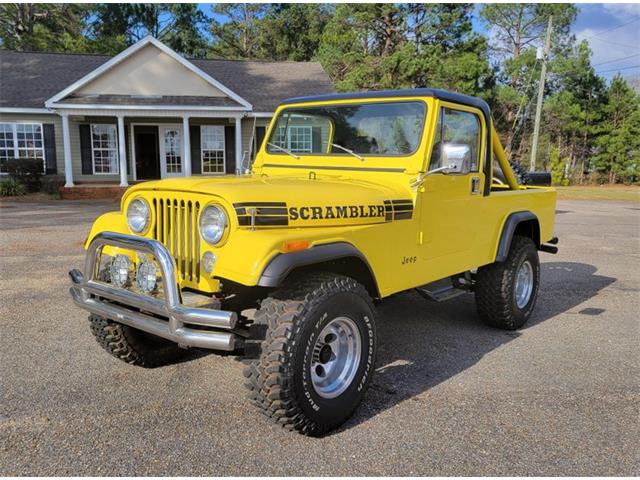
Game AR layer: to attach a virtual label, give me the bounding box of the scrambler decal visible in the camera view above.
[234,199,414,226]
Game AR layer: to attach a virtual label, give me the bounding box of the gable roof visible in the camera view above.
[45,36,252,109]
[0,44,333,112]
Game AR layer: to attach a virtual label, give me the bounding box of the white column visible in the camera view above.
[117,115,128,187]
[235,116,242,174]
[183,116,192,177]
[61,113,74,187]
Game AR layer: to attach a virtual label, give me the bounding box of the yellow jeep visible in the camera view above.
[69,88,558,435]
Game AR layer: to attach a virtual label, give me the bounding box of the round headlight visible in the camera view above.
[127,198,150,234]
[199,205,227,245]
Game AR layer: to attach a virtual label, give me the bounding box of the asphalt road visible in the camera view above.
[1,198,638,475]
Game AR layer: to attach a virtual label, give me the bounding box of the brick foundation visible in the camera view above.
[60,184,127,200]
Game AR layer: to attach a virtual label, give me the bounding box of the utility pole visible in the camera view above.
[530,15,553,171]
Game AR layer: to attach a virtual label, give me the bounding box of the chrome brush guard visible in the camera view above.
[69,231,239,351]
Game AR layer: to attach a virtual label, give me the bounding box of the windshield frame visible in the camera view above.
[264,99,428,159]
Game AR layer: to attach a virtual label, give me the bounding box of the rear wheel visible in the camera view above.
[243,274,377,436]
[475,235,540,330]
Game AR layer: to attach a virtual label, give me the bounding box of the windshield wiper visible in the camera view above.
[331,143,364,161]
[267,142,299,159]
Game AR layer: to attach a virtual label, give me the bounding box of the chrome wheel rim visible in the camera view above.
[310,316,362,399]
[515,260,534,309]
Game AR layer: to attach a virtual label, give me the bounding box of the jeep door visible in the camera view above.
[417,102,487,281]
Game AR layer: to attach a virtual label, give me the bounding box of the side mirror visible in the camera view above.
[441,143,471,175]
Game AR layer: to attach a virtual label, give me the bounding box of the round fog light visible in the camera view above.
[109,254,132,288]
[136,260,158,293]
[202,251,216,273]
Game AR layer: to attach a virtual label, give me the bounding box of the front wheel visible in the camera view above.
[243,274,377,436]
[475,235,540,330]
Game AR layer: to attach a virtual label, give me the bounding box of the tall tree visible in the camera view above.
[209,3,267,59]
[593,75,640,184]
[544,40,606,180]
[257,4,331,61]
[88,4,208,56]
[318,3,491,95]
[480,4,578,156]
[0,3,89,52]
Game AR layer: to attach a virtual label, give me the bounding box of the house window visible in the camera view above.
[201,125,225,174]
[0,123,45,173]
[288,126,312,153]
[91,124,119,174]
[164,128,182,174]
[276,125,313,153]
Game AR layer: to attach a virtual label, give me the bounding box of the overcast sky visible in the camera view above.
[200,3,640,82]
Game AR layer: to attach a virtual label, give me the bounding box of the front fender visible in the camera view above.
[257,241,377,290]
[85,211,128,250]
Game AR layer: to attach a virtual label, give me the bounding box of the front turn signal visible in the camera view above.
[283,240,310,253]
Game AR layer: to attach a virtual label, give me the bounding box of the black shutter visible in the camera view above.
[190,125,201,174]
[43,124,57,174]
[79,124,92,175]
[312,127,322,153]
[224,125,236,174]
[255,126,266,154]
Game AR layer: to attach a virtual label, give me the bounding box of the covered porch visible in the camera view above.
[56,107,262,188]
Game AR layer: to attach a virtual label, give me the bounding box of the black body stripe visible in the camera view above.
[383,198,414,221]
[237,216,289,226]
[393,211,413,220]
[235,207,288,216]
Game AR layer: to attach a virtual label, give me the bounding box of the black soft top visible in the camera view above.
[281,88,490,121]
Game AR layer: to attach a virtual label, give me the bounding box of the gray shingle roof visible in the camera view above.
[0,50,334,111]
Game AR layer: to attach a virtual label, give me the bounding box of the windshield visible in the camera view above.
[266,101,426,157]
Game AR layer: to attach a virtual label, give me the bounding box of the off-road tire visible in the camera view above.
[243,274,377,436]
[509,160,528,184]
[88,265,187,367]
[88,315,188,368]
[475,235,540,330]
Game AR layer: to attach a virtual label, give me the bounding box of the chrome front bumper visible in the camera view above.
[69,231,239,351]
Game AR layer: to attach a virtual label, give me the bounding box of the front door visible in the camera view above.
[159,125,184,178]
[418,103,487,279]
[134,126,160,180]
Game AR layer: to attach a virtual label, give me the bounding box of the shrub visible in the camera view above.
[6,158,43,191]
[0,178,27,196]
[40,175,65,195]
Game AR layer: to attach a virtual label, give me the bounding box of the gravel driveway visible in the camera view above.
[1,198,638,475]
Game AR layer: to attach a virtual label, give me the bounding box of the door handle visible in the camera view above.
[471,176,480,194]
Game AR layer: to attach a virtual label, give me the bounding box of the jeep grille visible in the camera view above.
[151,197,201,283]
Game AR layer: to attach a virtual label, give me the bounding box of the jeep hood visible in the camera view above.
[125,175,415,227]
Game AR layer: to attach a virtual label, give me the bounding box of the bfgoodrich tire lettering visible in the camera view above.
[243,274,377,436]
[475,235,540,330]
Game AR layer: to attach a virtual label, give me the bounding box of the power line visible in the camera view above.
[586,36,640,51]
[595,64,640,74]
[593,53,640,67]
[582,16,640,38]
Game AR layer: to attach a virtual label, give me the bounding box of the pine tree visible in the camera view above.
[594,75,640,184]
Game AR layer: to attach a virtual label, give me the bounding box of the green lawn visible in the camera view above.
[555,185,640,202]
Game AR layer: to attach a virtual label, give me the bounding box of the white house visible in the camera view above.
[0,36,333,189]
